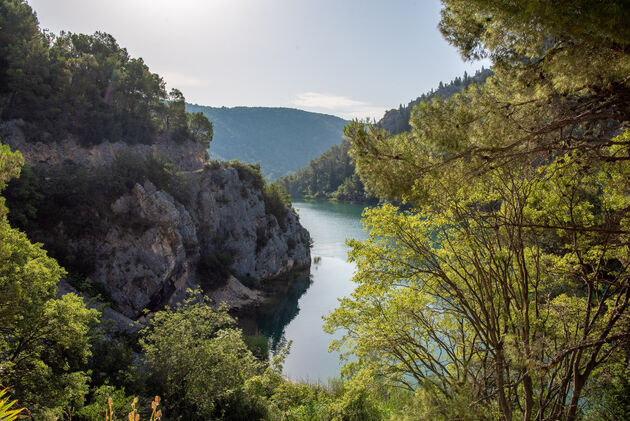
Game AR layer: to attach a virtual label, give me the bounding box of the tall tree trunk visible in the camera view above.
[523,374,534,421]
[496,350,513,421]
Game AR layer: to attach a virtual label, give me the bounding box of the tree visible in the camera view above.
[333,2,630,420]
[0,0,51,121]
[3,165,42,231]
[0,144,22,219]
[166,88,188,141]
[326,146,630,420]
[139,290,265,420]
[0,143,100,419]
[187,111,213,148]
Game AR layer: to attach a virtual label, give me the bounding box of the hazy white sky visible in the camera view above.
[28,0,486,120]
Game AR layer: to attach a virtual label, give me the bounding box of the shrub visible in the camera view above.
[67,274,114,304]
[230,160,265,190]
[139,290,264,420]
[243,335,270,360]
[263,183,291,229]
[79,386,133,421]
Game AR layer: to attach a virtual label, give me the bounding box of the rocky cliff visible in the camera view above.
[2,120,311,318]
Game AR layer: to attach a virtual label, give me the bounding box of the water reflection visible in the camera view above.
[239,200,369,380]
[254,272,313,352]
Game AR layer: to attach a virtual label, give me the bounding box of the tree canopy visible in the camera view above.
[347,1,629,200]
[0,144,99,419]
[0,0,212,147]
[329,1,630,420]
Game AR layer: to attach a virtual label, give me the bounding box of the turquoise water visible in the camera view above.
[256,200,369,381]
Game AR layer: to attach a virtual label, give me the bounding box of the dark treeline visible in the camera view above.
[377,67,492,135]
[277,69,491,203]
[0,1,212,146]
[277,139,376,203]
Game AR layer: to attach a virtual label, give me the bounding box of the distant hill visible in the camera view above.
[278,68,493,202]
[277,139,377,204]
[185,105,349,180]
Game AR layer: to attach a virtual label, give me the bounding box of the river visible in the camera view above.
[253,200,369,381]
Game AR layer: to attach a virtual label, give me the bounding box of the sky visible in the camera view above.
[28,0,487,120]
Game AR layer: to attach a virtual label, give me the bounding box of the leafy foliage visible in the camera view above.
[327,148,630,419]
[263,183,292,229]
[0,143,100,419]
[139,290,265,419]
[336,1,630,420]
[0,388,25,421]
[0,144,22,219]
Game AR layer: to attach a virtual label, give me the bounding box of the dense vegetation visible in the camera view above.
[2,0,629,420]
[185,105,348,180]
[328,1,630,420]
[277,70,491,203]
[277,139,376,203]
[0,0,212,146]
[377,67,492,135]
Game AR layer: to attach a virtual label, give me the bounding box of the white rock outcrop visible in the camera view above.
[2,121,311,317]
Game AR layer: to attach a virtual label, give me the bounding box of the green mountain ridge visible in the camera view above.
[186,104,349,180]
[278,68,493,202]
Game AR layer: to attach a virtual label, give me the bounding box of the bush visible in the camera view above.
[87,333,140,393]
[67,274,114,304]
[139,290,264,420]
[230,160,265,190]
[263,183,291,229]
[78,385,134,421]
[243,335,270,360]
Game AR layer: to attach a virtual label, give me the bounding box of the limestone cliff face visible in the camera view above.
[1,119,207,171]
[2,120,311,317]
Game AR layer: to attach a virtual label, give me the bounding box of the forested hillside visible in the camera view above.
[185,104,348,179]
[278,70,491,202]
[377,67,492,135]
[277,139,376,203]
